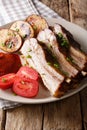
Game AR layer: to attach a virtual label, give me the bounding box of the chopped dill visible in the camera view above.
[2,43,5,47]
[57,33,69,49]
[2,78,6,83]
[53,63,60,68]
[26,55,32,58]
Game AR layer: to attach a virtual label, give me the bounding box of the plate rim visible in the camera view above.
[0,17,87,104]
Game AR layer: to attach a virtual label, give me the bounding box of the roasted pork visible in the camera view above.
[21,38,66,96]
[53,24,87,72]
[37,29,79,78]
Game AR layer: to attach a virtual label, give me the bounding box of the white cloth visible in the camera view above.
[0,0,60,26]
[0,0,60,109]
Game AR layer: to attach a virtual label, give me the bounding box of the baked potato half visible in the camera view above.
[0,29,22,53]
[26,14,48,36]
[10,21,34,39]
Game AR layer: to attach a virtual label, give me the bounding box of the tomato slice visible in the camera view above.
[13,78,39,98]
[16,66,39,80]
[0,73,15,89]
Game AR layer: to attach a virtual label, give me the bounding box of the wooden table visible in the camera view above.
[0,0,87,130]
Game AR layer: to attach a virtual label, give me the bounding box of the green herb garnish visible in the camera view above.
[62,71,69,77]
[33,25,37,30]
[42,73,45,75]
[13,92,17,96]
[30,66,34,69]
[47,62,51,65]
[57,33,63,39]
[7,42,13,48]
[57,33,69,49]
[28,48,32,52]
[24,63,27,66]
[14,33,16,36]
[16,28,19,32]
[7,32,11,35]
[2,43,5,47]
[66,56,74,63]
[2,78,6,83]
[48,44,52,49]
[17,51,22,55]
[53,63,59,68]
[22,34,27,39]
[26,55,32,58]
[61,39,69,48]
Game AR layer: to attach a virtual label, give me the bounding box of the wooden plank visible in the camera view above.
[0,109,6,130]
[69,0,87,29]
[43,94,82,130]
[5,105,43,130]
[69,0,87,129]
[40,0,70,20]
[80,89,87,130]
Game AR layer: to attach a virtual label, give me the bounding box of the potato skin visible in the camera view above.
[10,20,34,39]
[26,14,48,36]
[0,29,22,53]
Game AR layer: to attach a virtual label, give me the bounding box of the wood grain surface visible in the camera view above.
[5,105,43,130]
[69,0,87,29]
[43,95,82,130]
[80,89,87,130]
[0,0,87,130]
[0,110,6,130]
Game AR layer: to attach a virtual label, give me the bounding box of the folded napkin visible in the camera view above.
[0,0,60,109]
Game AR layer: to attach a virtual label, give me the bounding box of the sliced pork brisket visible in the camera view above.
[21,38,66,97]
[37,29,79,78]
[53,24,87,72]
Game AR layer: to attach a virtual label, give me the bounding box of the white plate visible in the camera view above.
[0,17,87,104]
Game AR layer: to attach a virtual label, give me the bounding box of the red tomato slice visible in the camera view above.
[13,78,39,98]
[0,73,16,89]
[16,66,39,80]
